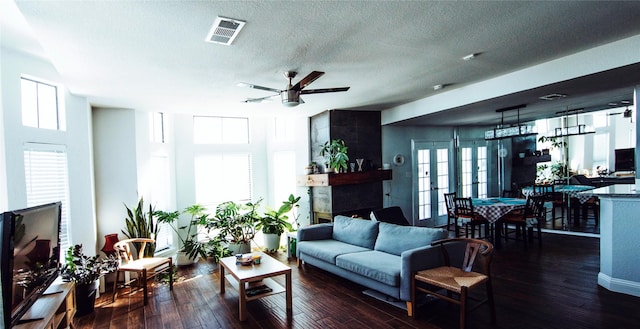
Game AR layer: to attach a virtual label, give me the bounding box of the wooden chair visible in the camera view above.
[411,238,496,329]
[501,195,545,247]
[454,197,489,240]
[444,192,457,231]
[112,238,173,305]
[534,184,563,228]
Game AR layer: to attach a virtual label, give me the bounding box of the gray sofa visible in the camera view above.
[296,215,448,314]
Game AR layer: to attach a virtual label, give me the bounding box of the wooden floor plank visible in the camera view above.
[74,233,640,329]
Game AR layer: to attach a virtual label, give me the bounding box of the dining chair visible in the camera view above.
[411,238,496,329]
[454,197,489,239]
[444,192,457,231]
[112,238,173,305]
[534,184,564,228]
[501,195,545,247]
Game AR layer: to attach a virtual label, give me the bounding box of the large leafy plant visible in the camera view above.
[257,194,300,235]
[155,204,210,260]
[122,197,160,257]
[208,199,261,244]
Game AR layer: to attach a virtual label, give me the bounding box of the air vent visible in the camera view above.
[205,16,246,45]
[539,93,567,101]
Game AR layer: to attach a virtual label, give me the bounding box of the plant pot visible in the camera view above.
[75,281,98,316]
[176,250,199,266]
[263,233,281,252]
[227,241,251,255]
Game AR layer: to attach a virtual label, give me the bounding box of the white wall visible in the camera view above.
[0,47,97,252]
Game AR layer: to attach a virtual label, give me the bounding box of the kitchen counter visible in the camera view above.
[586,184,640,297]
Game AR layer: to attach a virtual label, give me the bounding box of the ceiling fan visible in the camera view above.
[238,71,350,107]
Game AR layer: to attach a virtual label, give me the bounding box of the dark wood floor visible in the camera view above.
[74,232,640,329]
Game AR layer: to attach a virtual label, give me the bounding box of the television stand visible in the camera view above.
[15,280,76,329]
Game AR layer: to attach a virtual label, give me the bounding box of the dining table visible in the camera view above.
[521,184,596,227]
[471,197,529,248]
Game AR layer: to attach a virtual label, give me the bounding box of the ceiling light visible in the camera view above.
[462,53,477,61]
[539,93,567,101]
[433,84,443,90]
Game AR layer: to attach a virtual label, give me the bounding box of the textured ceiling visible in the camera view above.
[2,1,640,125]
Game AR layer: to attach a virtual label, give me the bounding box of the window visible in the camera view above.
[274,117,294,142]
[148,155,172,251]
[272,151,296,203]
[477,146,488,198]
[21,77,65,130]
[193,116,249,144]
[23,144,71,254]
[151,112,166,143]
[194,154,252,209]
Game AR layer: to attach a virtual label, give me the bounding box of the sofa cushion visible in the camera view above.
[297,239,371,264]
[336,250,401,286]
[332,215,379,249]
[374,222,448,256]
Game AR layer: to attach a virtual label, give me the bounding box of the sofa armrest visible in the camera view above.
[399,245,445,301]
[297,223,334,241]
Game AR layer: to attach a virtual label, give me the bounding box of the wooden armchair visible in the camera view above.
[112,238,173,305]
[411,238,496,329]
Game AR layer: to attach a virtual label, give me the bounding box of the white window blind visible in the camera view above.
[194,154,252,210]
[23,144,71,254]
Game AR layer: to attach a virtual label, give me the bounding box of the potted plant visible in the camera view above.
[257,194,300,252]
[155,204,209,266]
[61,244,118,316]
[207,199,262,254]
[122,197,160,257]
[205,236,232,265]
[320,139,349,173]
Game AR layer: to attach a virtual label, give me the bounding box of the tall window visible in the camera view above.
[477,146,488,198]
[194,154,252,209]
[436,148,449,216]
[148,155,172,251]
[272,151,296,203]
[21,77,65,130]
[461,147,473,197]
[151,112,166,143]
[417,149,431,220]
[193,116,249,144]
[23,144,71,254]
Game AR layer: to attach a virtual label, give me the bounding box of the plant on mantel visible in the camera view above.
[320,139,349,173]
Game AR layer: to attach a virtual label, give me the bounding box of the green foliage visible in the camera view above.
[319,139,349,171]
[257,194,300,235]
[208,199,262,244]
[61,245,118,285]
[205,236,232,263]
[155,204,210,260]
[122,197,160,257]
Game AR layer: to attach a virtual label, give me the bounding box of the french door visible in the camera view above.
[459,141,488,198]
[412,140,454,227]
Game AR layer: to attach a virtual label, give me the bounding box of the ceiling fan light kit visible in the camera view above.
[239,71,349,107]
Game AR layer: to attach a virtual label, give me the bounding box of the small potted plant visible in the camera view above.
[320,139,349,173]
[61,244,118,316]
[155,204,210,266]
[205,236,232,265]
[257,194,300,252]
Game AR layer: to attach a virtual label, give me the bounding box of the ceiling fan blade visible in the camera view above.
[292,71,325,91]
[237,82,282,93]
[300,87,350,94]
[242,94,279,103]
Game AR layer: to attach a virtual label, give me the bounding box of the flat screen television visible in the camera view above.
[1,202,62,328]
[614,148,635,172]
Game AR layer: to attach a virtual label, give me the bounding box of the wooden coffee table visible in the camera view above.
[219,252,292,321]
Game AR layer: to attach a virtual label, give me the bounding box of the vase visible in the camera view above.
[227,241,251,255]
[176,250,198,266]
[263,233,281,252]
[75,281,98,316]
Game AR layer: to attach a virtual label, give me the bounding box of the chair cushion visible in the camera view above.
[118,257,171,271]
[374,222,448,256]
[336,250,401,286]
[332,215,379,249]
[415,266,488,293]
